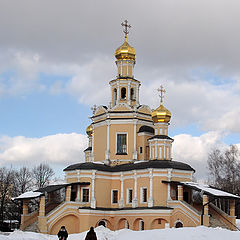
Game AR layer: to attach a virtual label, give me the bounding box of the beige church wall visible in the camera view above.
[94,125,107,161]
[66,177,78,183]
[95,178,112,207]
[153,178,168,206]
[171,177,191,182]
[137,175,149,206]
[136,133,151,161]
[170,208,199,227]
[49,213,80,235]
[109,124,134,160]
[150,218,168,229]
[123,177,134,206]
[110,179,121,208]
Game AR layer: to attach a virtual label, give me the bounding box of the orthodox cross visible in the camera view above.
[91,104,97,114]
[121,20,131,39]
[157,85,166,105]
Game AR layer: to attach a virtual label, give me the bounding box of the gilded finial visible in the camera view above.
[157,85,166,105]
[121,20,131,41]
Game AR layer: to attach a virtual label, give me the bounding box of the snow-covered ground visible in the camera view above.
[1,226,240,240]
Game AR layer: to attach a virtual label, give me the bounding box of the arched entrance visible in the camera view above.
[50,214,79,234]
[151,218,168,229]
[133,218,144,231]
[98,220,106,227]
[118,218,129,229]
[175,221,183,228]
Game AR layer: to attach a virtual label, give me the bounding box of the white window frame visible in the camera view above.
[126,188,133,204]
[140,187,147,203]
[111,189,119,204]
[81,187,90,203]
[115,132,128,155]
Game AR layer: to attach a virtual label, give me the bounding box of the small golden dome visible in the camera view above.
[115,37,136,61]
[86,124,93,137]
[152,103,171,123]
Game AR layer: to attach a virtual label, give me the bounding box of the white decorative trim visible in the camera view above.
[132,171,138,208]
[91,170,96,208]
[148,169,153,207]
[119,172,124,208]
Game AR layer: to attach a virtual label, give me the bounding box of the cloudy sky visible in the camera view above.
[0,0,239,180]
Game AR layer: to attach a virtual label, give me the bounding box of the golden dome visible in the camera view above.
[115,37,136,61]
[152,103,171,123]
[86,124,93,137]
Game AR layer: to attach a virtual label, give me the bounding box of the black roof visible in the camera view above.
[64,160,195,172]
[79,206,173,211]
[149,135,174,141]
[36,184,68,193]
[138,125,154,134]
[84,147,92,152]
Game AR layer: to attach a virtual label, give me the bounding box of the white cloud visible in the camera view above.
[0,133,88,167]
[172,131,226,180]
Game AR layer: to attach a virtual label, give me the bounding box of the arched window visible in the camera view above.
[130,88,135,100]
[113,88,117,105]
[121,87,126,99]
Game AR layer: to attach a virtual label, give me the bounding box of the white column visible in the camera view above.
[91,125,94,162]
[167,169,172,201]
[127,82,130,105]
[76,185,81,202]
[132,171,138,208]
[133,120,137,160]
[105,120,110,162]
[155,143,157,159]
[163,144,165,159]
[148,169,153,207]
[91,170,96,208]
[136,85,140,105]
[117,82,120,104]
[119,172,124,208]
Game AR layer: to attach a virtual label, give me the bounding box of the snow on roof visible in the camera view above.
[182,182,240,199]
[13,191,43,200]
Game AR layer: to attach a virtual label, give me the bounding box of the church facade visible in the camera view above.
[17,21,238,234]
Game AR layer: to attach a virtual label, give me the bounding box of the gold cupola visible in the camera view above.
[152,86,171,123]
[86,124,93,137]
[115,38,136,62]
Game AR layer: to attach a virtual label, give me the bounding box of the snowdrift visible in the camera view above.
[1,226,240,240]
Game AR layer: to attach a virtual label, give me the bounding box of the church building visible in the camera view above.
[16,21,239,234]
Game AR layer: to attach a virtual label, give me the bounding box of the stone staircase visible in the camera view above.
[209,215,229,229]
[24,221,39,232]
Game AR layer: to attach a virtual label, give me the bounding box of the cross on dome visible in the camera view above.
[157,85,166,105]
[121,20,131,40]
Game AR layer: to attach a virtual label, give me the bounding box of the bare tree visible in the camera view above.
[0,167,15,225]
[208,145,240,193]
[32,163,54,189]
[14,167,32,195]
